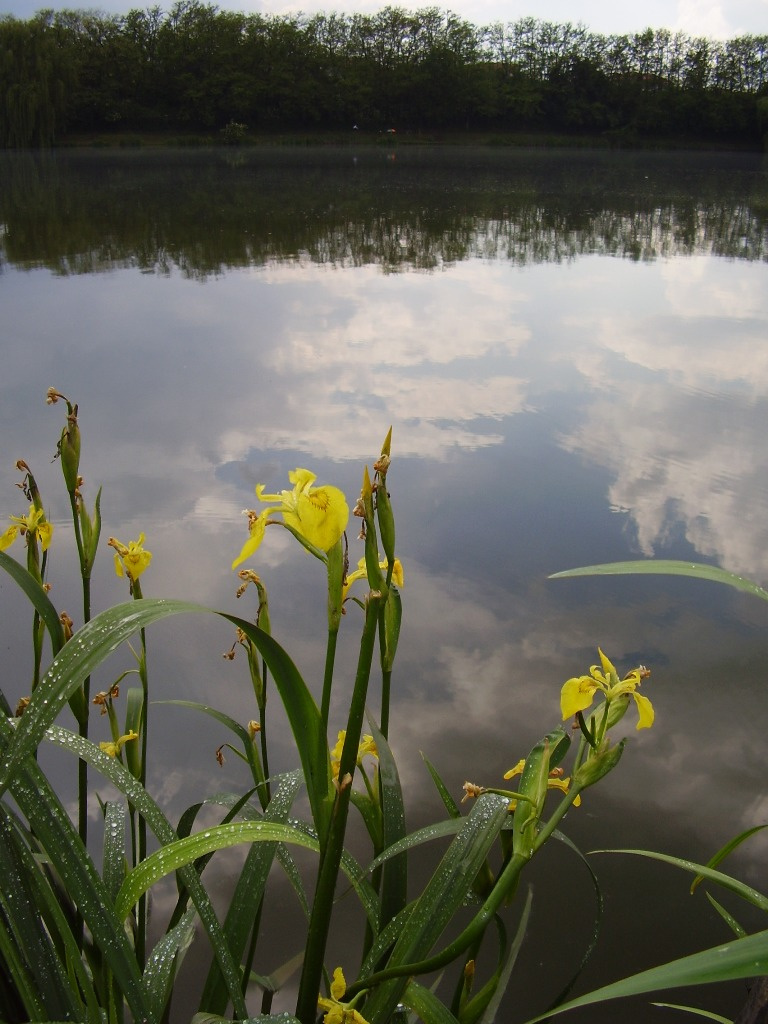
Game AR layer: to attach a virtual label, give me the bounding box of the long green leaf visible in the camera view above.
[44,725,250,1019]
[650,1003,732,1022]
[0,598,206,792]
[361,793,511,1023]
[200,772,301,1013]
[0,805,71,1020]
[115,821,322,920]
[523,928,768,1022]
[143,907,197,1017]
[0,549,65,654]
[691,825,768,894]
[549,560,768,602]
[0,723,153,1022]
[219,615,333,839]
[595,849,768,912]
[369,714,408,930]
[403,980,460,1023]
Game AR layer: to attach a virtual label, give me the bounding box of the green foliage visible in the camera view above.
[1,8,766,144]
[0,401,669,1024]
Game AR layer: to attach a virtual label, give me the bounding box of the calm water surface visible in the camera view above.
[2,145,768,1022]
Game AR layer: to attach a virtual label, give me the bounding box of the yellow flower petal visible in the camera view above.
[0,525,18,551]
[284,483,348,551]
[632,691,654,729]
[38,521,54,551]
[232,513,268,570]
[561,676,598,720]
[330,967,347,1002]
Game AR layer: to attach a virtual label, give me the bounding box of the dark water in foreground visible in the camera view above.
[1,145,768,1022]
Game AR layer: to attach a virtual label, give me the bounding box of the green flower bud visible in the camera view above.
[59,406,81,493]
[573,737,626,789]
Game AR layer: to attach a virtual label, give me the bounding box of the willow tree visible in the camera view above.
[0,15,74,146]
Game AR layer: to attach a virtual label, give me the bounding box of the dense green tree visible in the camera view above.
[0,13,74,145]
[1,7,766,145]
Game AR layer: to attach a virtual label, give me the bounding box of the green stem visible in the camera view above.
[349,783,585,999]
[349,851,531,996]
[320,626,339,731]
[295,595,380,1024]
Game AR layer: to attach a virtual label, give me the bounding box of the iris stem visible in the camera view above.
[295,594,380,1024]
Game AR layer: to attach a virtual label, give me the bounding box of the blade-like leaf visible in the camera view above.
[403,980,460,1023]
[421,755,461,819]
[115,820,321,920]
[102,800,127,902]
[594,849,768,913]
[0,598,207,792]
[143,907,197,1017]
[650,1003,732,1022]
[361,793,511,1022]
[0,549,65,654]
[0,732,153,1021]
[523,928,768,1022]
[478,888,534,1024]
[549,560,768,602]
[200,772,301,1013]
[221,614,334,839]
[368,713,408,929]
[44,725,248,1019]
[691,825,768,894]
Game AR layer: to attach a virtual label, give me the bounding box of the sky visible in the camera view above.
[2,0,766,39]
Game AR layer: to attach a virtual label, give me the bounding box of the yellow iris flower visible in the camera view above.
[232,468,348,569]
[561,648,653,730]
[343,555,404,599]
[108,534,152,582]
[330,730,378,779]
[317,967,370,1024]
[0,505,53,553]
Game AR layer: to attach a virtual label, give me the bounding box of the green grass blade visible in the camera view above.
[403,979,460,1023]
[547,830,604,1007]
[143,907,197,1017]
[691,825,768,894]
[0,732,152,1021]
[705,893,746,938]
[43,727,253,1019]
[103,801,127,903]
[478,888,534,1024]
[366,819,469,872]
[219,614,333,839]
[421,754,461,818]
[0,910,47,1021]
[361,793,511,1022]
[0,549,65,654]
[595,849,768,912]
[0,800,101,1021]
[200,772,302,1013]
[523,928,768,1022]
[115,821,321,920]
[0,598,207,792]
[549,560,768,602]
[650,1003,733,1022]
[369,714,408,929]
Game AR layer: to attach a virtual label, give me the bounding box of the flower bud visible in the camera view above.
[573,738,626,789]
[59,406,81,493]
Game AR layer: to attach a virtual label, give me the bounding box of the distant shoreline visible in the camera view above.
[52,129,762,152]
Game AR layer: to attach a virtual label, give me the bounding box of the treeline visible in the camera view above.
[2,3,768,146]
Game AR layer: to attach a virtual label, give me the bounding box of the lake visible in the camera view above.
[1,144,768,1023]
